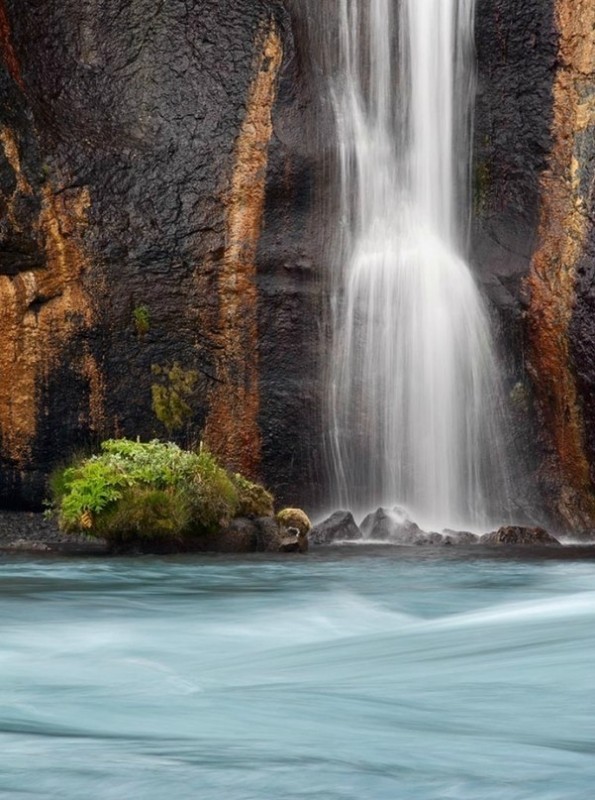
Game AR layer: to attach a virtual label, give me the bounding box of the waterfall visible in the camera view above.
[328,0,511,530]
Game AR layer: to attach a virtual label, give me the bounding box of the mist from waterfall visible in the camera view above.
[328,0,512,530]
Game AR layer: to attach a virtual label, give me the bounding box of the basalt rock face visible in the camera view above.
[0,0,324,508]
[525,0,595,528]
[2,0,595,529]
[472,0,557,523]
[474,0,595,529]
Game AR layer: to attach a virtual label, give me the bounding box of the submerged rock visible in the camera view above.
[309,511,362,545]
[481,526,561,546]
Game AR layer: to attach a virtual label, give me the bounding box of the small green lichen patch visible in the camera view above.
[132,305,151,336]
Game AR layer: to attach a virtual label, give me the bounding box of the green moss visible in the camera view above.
[95,487,191,542]
[232,473,274,517]
[132,305,151,337]
[49,439,247,543]
[151,362,198,435]
[276,507,311,534]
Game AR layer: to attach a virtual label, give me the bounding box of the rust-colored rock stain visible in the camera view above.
[203,21,282,477]
[0,129,104,466]
[0,1,24,91]
[525,0,595,526]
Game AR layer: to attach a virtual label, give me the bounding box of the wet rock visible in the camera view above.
[0,511,109,554]
[442,529,481,545]
[309,511,362,545]
[255,516,285,553]
[481,526,561,546]
[4,538,51,552]
[417,532,446,546]
[201,518,259,554]
[279,528,309,554]
[361,506,428,543]
[276,508,312,535]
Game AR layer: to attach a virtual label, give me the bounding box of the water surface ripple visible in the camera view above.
[1,548,594,799]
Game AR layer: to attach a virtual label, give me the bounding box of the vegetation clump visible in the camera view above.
[132,305,151,336]
[232,473,274,518]
[151,363,198,435]
[276,507,312,534]
[49,439,271,546]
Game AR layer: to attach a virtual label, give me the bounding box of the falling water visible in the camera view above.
[329,0,511,530]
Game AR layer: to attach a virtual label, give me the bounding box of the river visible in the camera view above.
[1,547,594,798]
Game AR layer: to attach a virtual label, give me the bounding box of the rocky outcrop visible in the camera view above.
[526,0,595,528]
[0,512,307,555]
[474,0,595,530]
[1,0,595,532]
[481,526,561,546]
[472,0,556,523]
[0,0,325,510]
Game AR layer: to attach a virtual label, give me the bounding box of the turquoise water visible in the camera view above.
[1,547,594,799]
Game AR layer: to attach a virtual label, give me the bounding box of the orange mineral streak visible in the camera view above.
[203,22,282,477]
[526,0,595,526]
[0,1,25,92]
[0,132,104,463]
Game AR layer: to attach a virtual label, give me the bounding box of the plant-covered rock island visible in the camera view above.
[46,438,310,554]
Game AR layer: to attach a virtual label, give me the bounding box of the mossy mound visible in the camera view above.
[232,473,275,518]
[49,439,272,547]
[276,507,312,535]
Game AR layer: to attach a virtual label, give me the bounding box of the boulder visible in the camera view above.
[442,529,481,545]
[481,526,561,546]
[279,528,309,554]
[309,511,362,545]
[276,508,312,535]
[194,517,258,554]
[360,506,434,544]
[191,516,311,554]
[255,516,286,553]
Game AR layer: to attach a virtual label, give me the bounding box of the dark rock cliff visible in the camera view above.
[0,0,324,509]
[473,0,595,529]
[1,0,595,527]
[472,0,557,522]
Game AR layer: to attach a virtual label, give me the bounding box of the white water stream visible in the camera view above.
[329,0,511,530]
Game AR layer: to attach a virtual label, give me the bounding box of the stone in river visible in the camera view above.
[309,511,362,545]
[481,526,561,546]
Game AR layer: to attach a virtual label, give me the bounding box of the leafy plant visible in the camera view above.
[48,439,256,544]
[151,363,198,435]
[132,305,151,336]
[94,487,191,543]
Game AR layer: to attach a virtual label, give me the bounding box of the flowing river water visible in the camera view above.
[1,549,594,799]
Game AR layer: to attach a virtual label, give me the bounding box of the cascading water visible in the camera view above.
[328,0,511,530]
